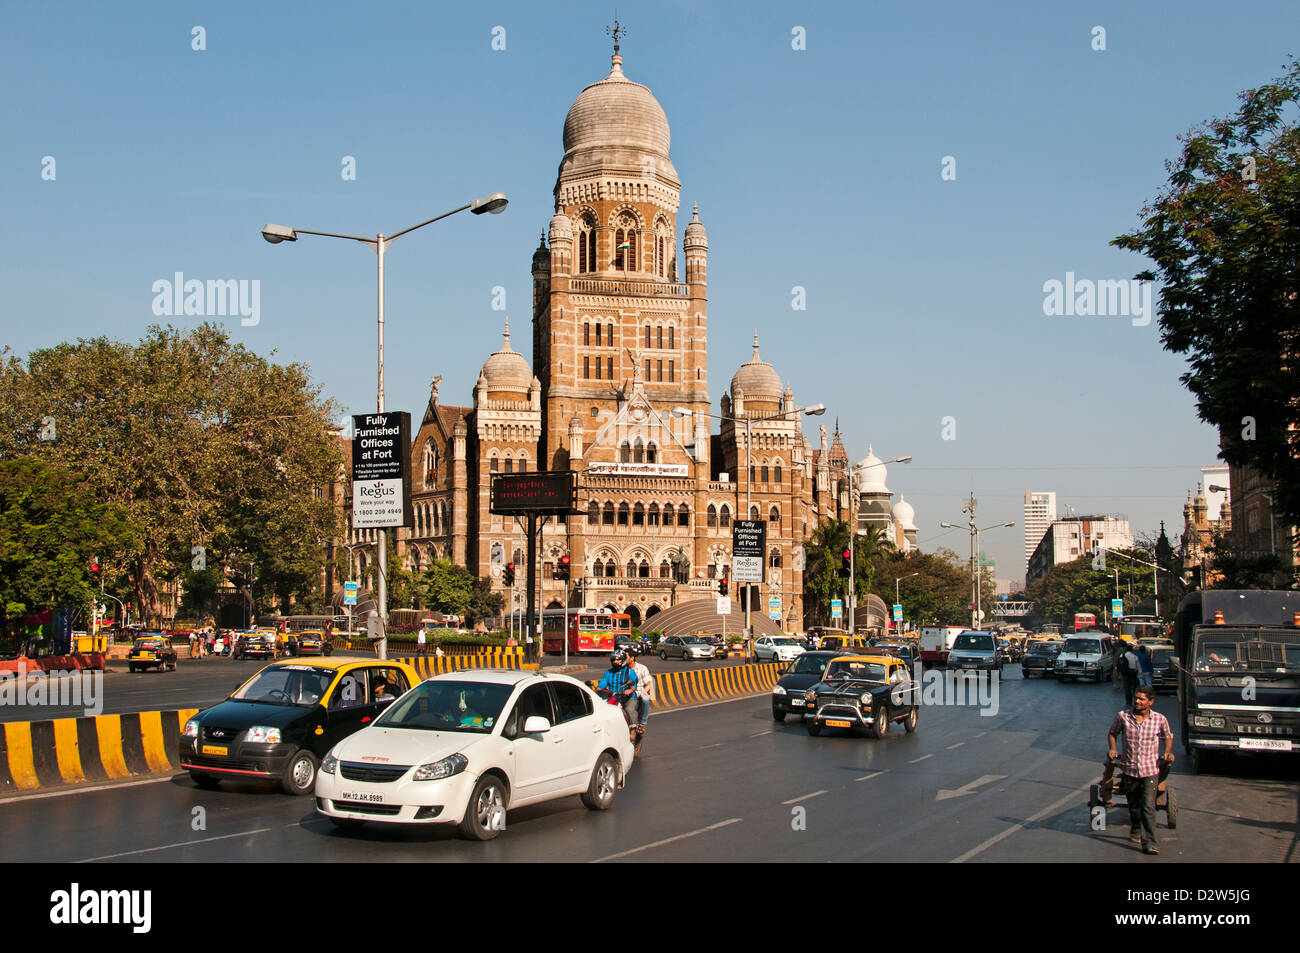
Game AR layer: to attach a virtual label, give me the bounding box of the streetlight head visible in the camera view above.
[940,522,956,529]
[803,403,827,416]
[470,192,509,215]
[1005,522,1016,528]
[261,224,297,244]
[1208,484,1227,493]
[671,406,692,418]
[894,455,913,464]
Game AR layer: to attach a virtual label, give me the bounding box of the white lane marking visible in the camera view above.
[590,817,743,862]
[699,743,723,749]
[0,772,181,804]
[908,754,933,764]
[750,730,773,737]
[947,742,965,749]
[949,785,1088,863]
[781,790,827,805]
[78,827,276,862]
[936,774,1007,801]
[855,772,885,782]
[974,732,987,738]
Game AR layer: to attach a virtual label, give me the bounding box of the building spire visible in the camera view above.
[606,11,626,55]
[752,330,760,360]
[503,316,511,349]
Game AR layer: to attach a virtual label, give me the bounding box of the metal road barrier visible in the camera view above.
[0,708,199,793]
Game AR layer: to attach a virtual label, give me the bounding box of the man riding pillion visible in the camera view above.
[596,649,640,734]
[627,651,654,737]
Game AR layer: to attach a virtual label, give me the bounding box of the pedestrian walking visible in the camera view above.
[1107,686,1174,855]
[1137,644,1154,688]
[1122,644,1140,708]
[417,627,427,656]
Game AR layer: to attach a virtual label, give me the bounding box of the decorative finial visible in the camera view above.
[606,11,626,56]
[503,316,511,346]
[752,330,760,360]
[692,202,699,220]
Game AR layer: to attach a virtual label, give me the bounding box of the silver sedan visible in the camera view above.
[658,635,716,661]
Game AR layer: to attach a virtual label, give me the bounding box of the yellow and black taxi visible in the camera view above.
[179,658,421,795]
[804,654,918,739]
[816,633,871,653]
[771,650,840,721]
[233,632,278,660]
[288,630,332,657]
[127,634,177,673]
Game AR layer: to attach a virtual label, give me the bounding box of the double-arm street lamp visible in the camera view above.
[941,515,1014,628]
[262,193,508,657]
[673,402,826,640]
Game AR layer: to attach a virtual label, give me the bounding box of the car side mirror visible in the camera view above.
[522,716,551,734]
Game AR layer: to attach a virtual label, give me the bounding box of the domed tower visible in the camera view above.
[853,446,894,535]
[891,495,918,551]
[535,38,709,467]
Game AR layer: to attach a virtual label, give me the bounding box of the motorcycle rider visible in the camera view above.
[596,649,640,729]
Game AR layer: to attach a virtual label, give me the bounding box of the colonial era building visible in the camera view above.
[348,42,918,632]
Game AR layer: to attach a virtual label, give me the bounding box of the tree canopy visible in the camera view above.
[1113,58,1300,531]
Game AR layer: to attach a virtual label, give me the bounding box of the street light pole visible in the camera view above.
[262,193,506,661]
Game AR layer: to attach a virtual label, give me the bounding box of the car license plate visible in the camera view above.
[341,791,385,803]
[825,719,852,728]
[201,745,228,756]
[790,699,804,706]
[1239,738,1292,751]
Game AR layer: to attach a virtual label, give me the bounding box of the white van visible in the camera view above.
[919,626,966,665]
[1054,633,1115,682]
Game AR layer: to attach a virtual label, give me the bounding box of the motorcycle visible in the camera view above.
[594,687,646,756]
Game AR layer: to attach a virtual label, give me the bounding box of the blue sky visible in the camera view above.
[4,0,1297,583]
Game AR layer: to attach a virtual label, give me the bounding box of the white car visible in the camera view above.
[315,670,636,840]
[754,636,806,663]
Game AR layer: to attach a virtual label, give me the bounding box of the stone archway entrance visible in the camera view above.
[645,604,662,621]
[626,605,642,628]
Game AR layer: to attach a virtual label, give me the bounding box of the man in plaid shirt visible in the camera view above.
[1107,686,1174,854]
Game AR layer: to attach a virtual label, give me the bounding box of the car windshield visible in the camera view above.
[772,638,798,646]
[375,680,515,732]
[231,665,335,706]
[1030,643,1062,655]
[953,634,994,650]
[790,655,829,675]
[133,638,165,649]
[1063,639,1101,655]
[1194,632,1300,673]
[681,636,703,644]
[826,660,887,682]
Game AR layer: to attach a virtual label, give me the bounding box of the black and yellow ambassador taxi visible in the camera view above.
[288,630,332,657]
[804,654,918,739]
[127,635,177,673]
[180,658,420,795]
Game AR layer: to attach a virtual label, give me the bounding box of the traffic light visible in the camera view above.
[719,577,729,596]
[504,562,515,586]
[556,555,570,581]
[90,556,101,580]
[840,548,852,577]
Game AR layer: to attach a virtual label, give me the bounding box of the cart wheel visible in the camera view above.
[1165,788,1178,829]
[1088,783,1100,808]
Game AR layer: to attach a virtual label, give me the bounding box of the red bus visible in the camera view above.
[539,608,632,655]
[1074,612,1097,632]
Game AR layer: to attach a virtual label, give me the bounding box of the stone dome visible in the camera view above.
[548,212,572,243]
[684,203,707,248]
[730,333,783,403]
[479,321,532,396]
[891,494,916,530]
[563,54,671,159]
[854,446,890,495]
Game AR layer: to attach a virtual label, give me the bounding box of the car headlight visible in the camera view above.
[321,750,338,775]
[413,753,468,782]
[772,686,787,696]
[183,719,199,738]
[804,689,816,702]
[860,696,872,710]
[245,726,282,744]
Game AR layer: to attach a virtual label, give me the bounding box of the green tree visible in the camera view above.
[421,559,475,618]
[868,548,974,627]
[0,459,133,633]
[466,577,505,628]
[802,519,897,626]
[1113,59,1300,531]
[0,325,343,624]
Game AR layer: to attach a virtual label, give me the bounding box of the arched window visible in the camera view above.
[618,503,630,526]
[614,214,638,270]
[775,464,783,483]
[677,504,690,526]
[490,455,498,472]
[578,212,597,274]
[620,441,631,464]
[720,504,731,528]
[707,504,717,528]
[626,560,637,578]
[602,502,615,526]
[633,503,645,526]
[750,505,760,521]
[770,547,782,569]
[769,506,780,525]
[659,560,671,578]
[588,501,599,525]
[646,441,657,463]
[518,453,527,472]
[632,437,644,463]
[504,457,513,473]
[648,503,660,526]
[656,326,663,349]
[440,502,447,534]
[761,465,769,483]
[584,323,590,346]
[645,325,651,349]
[639,560,650,578]
[668,326,674,349]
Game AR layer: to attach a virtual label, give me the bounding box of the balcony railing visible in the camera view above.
[568,278,690,298]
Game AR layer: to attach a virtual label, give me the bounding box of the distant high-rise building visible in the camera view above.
[1023,490,1057,582]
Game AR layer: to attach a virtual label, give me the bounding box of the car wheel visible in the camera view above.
[581,753,619,811]
[773,709,786,723]
[904,706,917,733]
[807,720,821,736]
[459,774,508,840]
[871,703,889,739]
[280,749,319,796]
[189,772,221,789]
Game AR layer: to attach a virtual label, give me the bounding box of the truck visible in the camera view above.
[1173,590,1300,773]
[919,625,966,666]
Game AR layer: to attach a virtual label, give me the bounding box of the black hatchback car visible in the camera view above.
[772,651,840,721]
[1021,640,1062,678]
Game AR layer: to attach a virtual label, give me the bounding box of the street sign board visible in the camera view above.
[351,412,412,529]
[716,596,731,615]
[343,581,358,607]
[831,599,843,619]
[768,596,781,620]
[731,520,766,584]
[490,471,577,515]
[1112,598,1123,618]
[892,603,903,621]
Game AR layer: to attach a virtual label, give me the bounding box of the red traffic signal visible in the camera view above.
[556,554,570,580]
[840,549,852,576]
[504,562,516,586]
[719,577,729,596]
